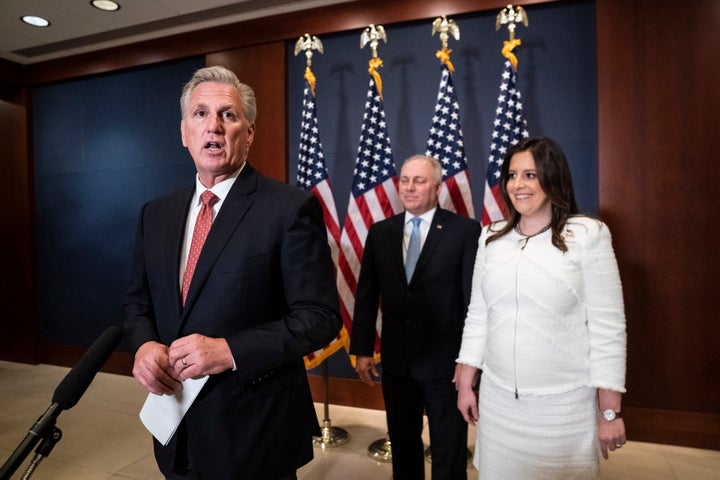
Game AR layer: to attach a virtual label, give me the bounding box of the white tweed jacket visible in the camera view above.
[457,216,627,396]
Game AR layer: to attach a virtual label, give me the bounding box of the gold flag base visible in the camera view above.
[312,419,350,448]
[368,433,392,463]
[312,361,350,448]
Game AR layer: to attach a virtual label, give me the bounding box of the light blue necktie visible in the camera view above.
[405,217,422,282]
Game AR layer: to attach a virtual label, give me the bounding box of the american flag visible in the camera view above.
[425,63,475,218]
[482,59,530,226]
[338,76,402,361]
[296,77,348,369]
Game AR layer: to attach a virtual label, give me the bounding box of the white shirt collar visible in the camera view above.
[404,207,436,225]
[193,164,245,205]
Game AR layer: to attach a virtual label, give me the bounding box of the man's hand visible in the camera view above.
[168,334,234,381]
[355,356,380,386]
[132,341,182,395]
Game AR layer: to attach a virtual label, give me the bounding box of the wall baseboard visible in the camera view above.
[307,375,720,452]
[7,347,717,451]
[620,406,720,451]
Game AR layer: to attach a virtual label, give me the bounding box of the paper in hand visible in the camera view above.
[139,376,209,446]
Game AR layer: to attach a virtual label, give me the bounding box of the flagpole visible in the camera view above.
[357,23,395,463]
[422,14,477,465]
[312,361,350,448]
[294,33,350,448]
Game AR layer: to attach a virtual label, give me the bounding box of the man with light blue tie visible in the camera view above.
[350,155,482,480]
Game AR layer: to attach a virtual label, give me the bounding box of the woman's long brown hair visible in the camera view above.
[486,137,579,252]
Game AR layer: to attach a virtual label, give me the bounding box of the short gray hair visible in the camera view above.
[402,155,443,185]
[180,65,257,123]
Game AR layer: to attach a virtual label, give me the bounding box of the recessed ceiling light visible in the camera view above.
[90,0,121,12]
[21,15,51,27]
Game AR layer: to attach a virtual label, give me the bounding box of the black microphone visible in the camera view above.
[0,326,123,480]
[52,325,123,409]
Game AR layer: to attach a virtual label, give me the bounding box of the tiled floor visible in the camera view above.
[1,361,718,479]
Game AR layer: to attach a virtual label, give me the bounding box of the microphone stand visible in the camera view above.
[0,405,63,480]
[20,427,62,480]
[0,326,122,480]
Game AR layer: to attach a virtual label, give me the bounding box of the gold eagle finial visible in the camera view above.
[360,24,387,58]
[496,5,529,41]
[294,33,324,68]
[431,15,460,50]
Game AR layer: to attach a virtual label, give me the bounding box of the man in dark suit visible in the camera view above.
[350,155,481,480]
[123,66,341,480]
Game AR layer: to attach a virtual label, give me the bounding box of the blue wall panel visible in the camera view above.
[33,56,205,346]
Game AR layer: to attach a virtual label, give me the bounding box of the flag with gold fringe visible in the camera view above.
[338,51,402,364]
[296,65,348,369]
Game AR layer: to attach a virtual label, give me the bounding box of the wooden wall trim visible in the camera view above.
[308,373,386,411]
[14,0,552,86]
[307,375,720,451]
[35,346,720,451]
[621,407,720,452]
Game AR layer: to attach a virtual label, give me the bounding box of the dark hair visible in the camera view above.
[487,136,579,252]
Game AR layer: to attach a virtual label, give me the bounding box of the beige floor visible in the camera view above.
[0,361,718,480]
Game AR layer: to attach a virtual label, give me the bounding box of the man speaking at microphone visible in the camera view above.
[122,66,340,480]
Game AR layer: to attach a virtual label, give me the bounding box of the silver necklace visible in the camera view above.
[515,221,551,249]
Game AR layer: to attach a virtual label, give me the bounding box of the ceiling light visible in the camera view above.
[90,0,121,12]
[21,15,51,27]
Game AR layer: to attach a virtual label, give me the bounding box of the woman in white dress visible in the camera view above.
[455,137,627,479]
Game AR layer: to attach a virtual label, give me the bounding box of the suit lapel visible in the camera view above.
[389,214,407,281]
[180,166,257,321]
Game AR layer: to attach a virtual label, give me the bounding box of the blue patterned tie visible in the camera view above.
[405,217,422,282]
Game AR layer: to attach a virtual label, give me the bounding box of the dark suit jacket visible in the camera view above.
[349,207,481,378]
[122,164,341,479]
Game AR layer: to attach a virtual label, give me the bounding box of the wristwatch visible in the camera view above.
[602,409,622,421]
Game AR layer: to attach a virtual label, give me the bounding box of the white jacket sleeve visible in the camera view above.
[581,220,627,392]
[457,226,490,368]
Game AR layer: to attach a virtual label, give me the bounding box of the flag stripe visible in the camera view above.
[441,176,469,217]
[425,64,475,219]
[481,59,529,225]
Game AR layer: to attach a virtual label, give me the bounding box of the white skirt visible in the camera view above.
[474,378,599,480]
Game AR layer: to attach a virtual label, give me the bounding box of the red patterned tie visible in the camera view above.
[181,190,219,304]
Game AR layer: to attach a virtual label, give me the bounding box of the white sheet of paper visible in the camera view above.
[139,376,209,446]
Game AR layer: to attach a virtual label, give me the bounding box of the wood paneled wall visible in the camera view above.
[0,84,37,363]
[207,44,288,182]
[596,0,720,448]
[0,0,717,450]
